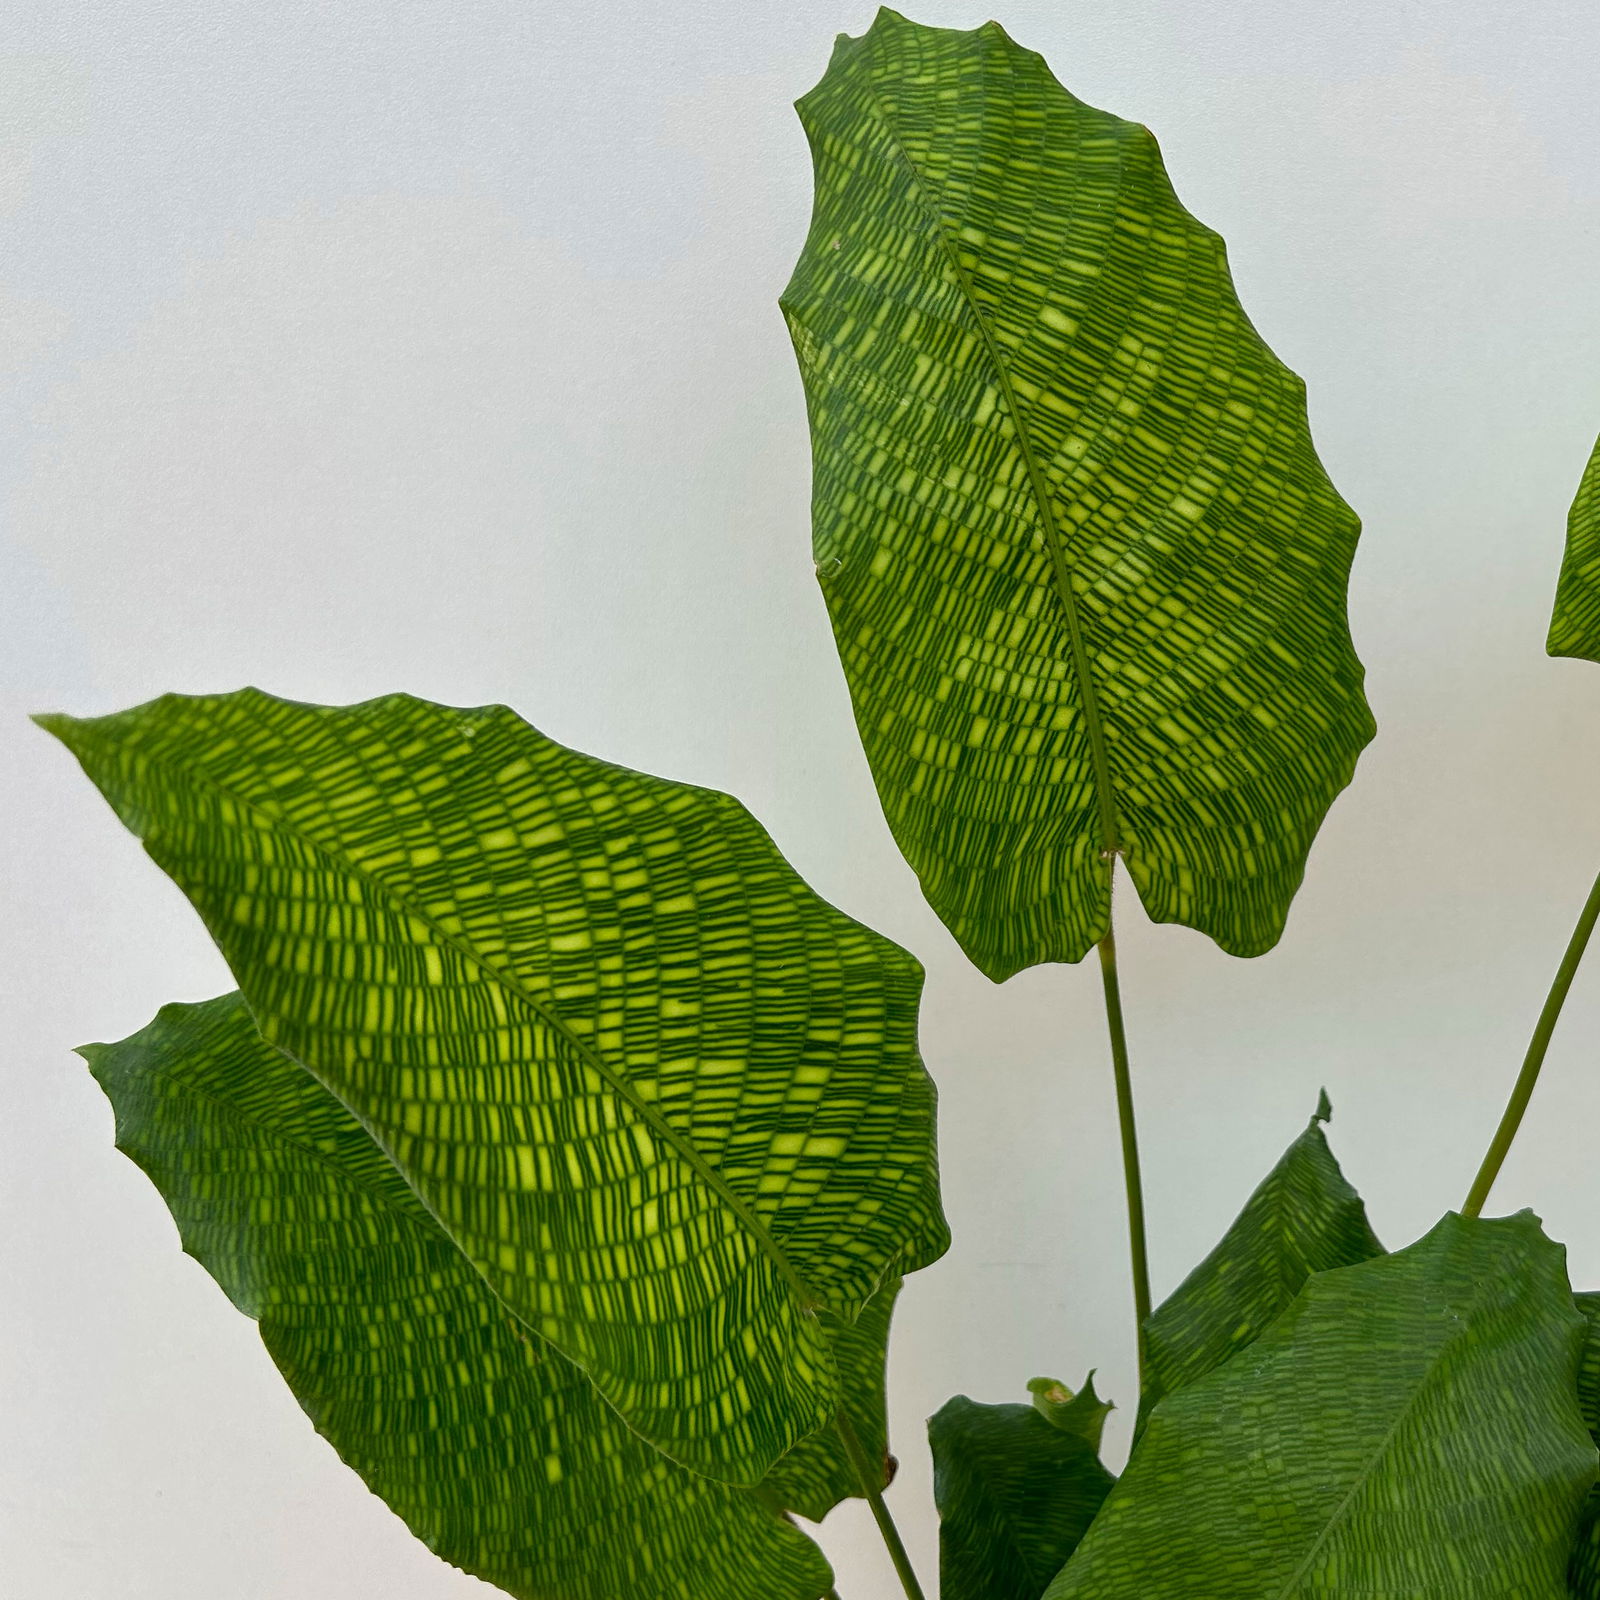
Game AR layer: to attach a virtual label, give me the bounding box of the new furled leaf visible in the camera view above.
[1047,1212,1597,1599]
[782,8,1373,978]
[83,994,836,1600]
[1139,1093,1383,1427]
[930,1391,1114,1600]
[1026,1372,1111,1451]
[1547,430,1600,660]
[40,689,949,1484]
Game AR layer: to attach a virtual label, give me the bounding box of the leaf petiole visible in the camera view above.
[1098,860,1152,1393]
[833,1406,926,1600]
[1462,861,1600,1217]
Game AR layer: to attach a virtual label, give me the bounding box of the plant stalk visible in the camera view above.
[1097,864,1152,1390]
[833,1407,926,1600]
[1462,861,1600,1218]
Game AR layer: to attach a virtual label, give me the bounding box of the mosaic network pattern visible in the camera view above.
[45,688,949,1483]
[1138,1096,1383,1428]
[85,995,836,1600]
[1048,1215,1596,1598]
[759,1274,900,1520]
[782,10,1374,978]
[1548,431,1600,661]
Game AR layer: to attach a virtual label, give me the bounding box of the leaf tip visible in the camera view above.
[1313,1087,1333,1125]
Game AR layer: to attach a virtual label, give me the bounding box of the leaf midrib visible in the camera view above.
[853,47,1124,859]
[92,714,825,1317]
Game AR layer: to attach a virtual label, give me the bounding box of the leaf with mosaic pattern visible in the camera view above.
[1548,430,1600,661]
[39,688,949,1484]
[1138,1093,1383,1430]
[83,993,835,1600]
[759,1275,901,1521]
[781,8,1374,978]
[1046,1213,1597,1600]
[930,1390,1114,1600]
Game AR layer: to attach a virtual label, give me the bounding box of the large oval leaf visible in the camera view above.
[1548,430,1600,660]
[40,689,949,1483]
[84,994,835,1600]
[1046,1212,1596,1599]
[781,8,1374,978]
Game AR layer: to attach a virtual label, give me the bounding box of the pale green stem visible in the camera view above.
[834,1407,925,1600]
[1462,862,1600,1218]
[1097,861,1151,1391]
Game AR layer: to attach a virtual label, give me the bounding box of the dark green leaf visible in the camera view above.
[1140,1092,1382,1427]
[1048,1212,1597,1599]
[931,1392,1114,1600]
[1566,1293,1600,1596]
[1026,1372,1111,1451]
[1547,431,1600,660]
[782,8,1374,978]
[1575,1292,1600,1436]
[1574,1511,1600,1600]
[83,993,834,1600]
[39,689,949,1483]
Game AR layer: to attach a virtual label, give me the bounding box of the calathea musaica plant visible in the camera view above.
[36,9,1600,1598]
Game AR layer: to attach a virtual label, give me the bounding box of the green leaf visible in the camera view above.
[1139,1092,1383,1427]
[1547,430,1600,660]
[1575,1510,1600,1599]
[1046,1212,1597,1600]
[760,1275,902,1521]
[1025,1372,1112,1452]
[82,993,835,1600]
[781,9,1374,978]
[39,688,949,1483]
[930,1392,1114,1600]
[1566,1293,1600,1596]
[1576,1292,1600,1436]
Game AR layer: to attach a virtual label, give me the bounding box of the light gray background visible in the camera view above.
[6,1,1600,1594]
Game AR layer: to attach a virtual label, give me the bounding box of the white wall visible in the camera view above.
[7,2,1600,1594]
